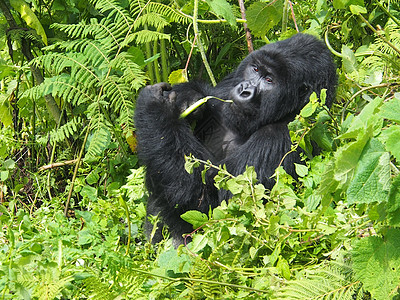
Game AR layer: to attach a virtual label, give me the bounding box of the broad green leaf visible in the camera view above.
[380,125,400,161]
[294,163,308,177]
[0,95,13,127]
[80,185,98,202]
[10,0,47,45]
[181,210,208,228]
[168,69,188,85]
[341,45,358,74]
[189,234,208,252]
[3,159,15,170]
[387,175,400,226]
[349,4,367,15]
[205,0,236,26]
[334,127,372,186]
[158,248,191,273]
[347,139,391,204]
[339,96,383,139]
[380,95,400,123]
[246,2,282,38]
[333,0,364,9]
[352,229,400,300]
[0,170,9,181]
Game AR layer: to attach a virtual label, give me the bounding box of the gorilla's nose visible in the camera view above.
[232,81,257,103]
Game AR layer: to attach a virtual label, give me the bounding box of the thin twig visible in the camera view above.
[238,0,253,53]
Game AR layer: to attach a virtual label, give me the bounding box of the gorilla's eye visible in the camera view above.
[253,67,259,72]
[265,76,273,83]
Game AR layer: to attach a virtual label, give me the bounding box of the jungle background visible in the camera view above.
[0,0,400,299]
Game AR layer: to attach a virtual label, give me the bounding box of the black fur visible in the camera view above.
[134,33,337,245]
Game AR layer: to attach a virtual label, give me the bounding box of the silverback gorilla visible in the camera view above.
[134,33,337,245]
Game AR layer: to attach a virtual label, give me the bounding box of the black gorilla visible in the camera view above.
[134,33,337,245]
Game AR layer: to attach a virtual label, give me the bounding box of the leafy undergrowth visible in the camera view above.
[1,92,400,299]
[1,0,400,299]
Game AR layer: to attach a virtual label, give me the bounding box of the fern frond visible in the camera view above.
[110,53,148,90]
[23,75,93,106]
[375,20,400,56]
[146,2,191,24]
[88,0,133,29]
[49,116,83,143]
[82,276,118,300]
[134,12,169,30]
[186,257,222,299]
[52,40,112,67]
[85,117,111,159]
[274,262,364,300]
[124,29,170,45]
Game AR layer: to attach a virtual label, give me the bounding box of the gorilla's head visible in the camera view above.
[223,33,337,137]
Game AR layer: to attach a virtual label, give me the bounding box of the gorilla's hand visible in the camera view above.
[140,82,172,103]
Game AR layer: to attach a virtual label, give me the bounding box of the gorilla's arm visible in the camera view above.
[134,83,218,215]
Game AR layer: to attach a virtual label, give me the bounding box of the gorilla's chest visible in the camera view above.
[194,116,241,161]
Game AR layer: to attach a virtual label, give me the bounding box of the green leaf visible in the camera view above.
[380,95,400,123]
[294,163,308,177]
[181,210,208,229]
[205,0,236,26]
[352,229,400,300]
[277,257,290,280]
[380,125,400,161]
[10,0,48,45]
[387,175,400,226]
[0,95,13,127]
[246,2,282,38]
[158,248,191,273]
[347,139,391,204]
[349,4,367,15]
[341,45,358,74]
[333,0,364,9]
[334,128,371,186]
[168,69,188,85]
[340,96,383,139]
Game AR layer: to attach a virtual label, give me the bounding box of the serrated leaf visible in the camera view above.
[10,0,48,45]
[347,139,391,204]
[381,125,400,161]
[158,248,191,273]
[387,175,400,226]
[352,229,400,300]
[334,127,372,186]
[181,210,208,229]
[168,69,188,85]
[340,96,383,139]
[246,2,282,38]
[380,96,400,123]
[205,0,236,26]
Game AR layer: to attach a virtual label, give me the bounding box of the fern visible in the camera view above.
[186,257,222,299]
[124,29,170,45]
[145,2,191,24]
[48,116,83,143]
[23,0,149,159]
[273,261,365,300]
[361,19,400,76]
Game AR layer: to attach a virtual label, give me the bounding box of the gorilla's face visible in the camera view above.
[219,34,336,138]
[224,50,289,137]
[230,59,279,113]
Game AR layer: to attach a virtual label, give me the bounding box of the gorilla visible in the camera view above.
[134,33,337,245]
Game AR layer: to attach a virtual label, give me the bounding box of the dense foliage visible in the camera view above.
[0,0,399,299]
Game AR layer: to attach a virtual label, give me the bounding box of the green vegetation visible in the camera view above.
[0,0,399,299]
